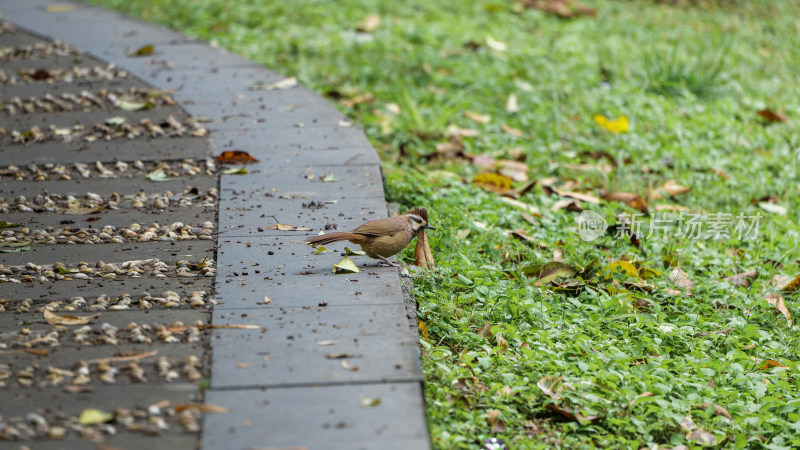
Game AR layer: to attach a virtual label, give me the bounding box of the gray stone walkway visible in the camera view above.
[0,1,430,449]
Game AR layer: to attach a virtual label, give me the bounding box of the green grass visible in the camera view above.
[87,0,800,447]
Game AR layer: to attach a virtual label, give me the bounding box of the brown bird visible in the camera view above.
[306,207,435,267]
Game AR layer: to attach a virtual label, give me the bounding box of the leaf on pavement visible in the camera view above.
[128,44,154,57]
[79,408,113,425]
[145,167,176,182]
[266,222,311,231]
[222,166,248,175]
[173,403,231,414]
[0,242,31,253]
[250,76,298,91]
[333,256,360,274]
[44,309,101,325]
[216,151,259,164]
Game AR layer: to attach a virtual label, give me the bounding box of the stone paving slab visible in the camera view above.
[219,197,387,238]
[3,206,215,235]
[2,105,188,131]
[0,239,214,266]
[0,79,146,102]
[211,304,420,388]
[210,139,381,168]
[0,176,217,199]
[203,382,429,450]
[0,136,212,166]
[0,276,208,300]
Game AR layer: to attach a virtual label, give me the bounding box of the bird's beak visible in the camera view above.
[425,225,436,230]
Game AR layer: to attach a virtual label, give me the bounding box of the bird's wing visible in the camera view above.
[353,219,405,237]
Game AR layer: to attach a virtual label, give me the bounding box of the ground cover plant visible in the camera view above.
[88,0,800,447]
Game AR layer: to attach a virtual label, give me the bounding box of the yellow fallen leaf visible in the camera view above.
[472,173,513,194]
[46,4,77,12]
[79,408,113,425]
[593,114,629,133]
[43,309,100,326]
[333,256,360,274]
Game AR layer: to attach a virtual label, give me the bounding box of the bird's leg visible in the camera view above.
[376,255,401,268]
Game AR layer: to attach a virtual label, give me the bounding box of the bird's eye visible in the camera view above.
[412,217,422,223]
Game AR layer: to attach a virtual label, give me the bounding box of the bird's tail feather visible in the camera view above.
[306,232,355,246]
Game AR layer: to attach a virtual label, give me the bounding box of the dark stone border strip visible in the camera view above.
[1,2,431,449]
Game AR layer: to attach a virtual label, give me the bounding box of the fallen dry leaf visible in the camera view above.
[446,125,480,138]
[174,403,231,414]
[418,320,430,343]
[486,409,505,433]
[500,123,524,137]
[84,350,158,365]
[669,268,696,293]
[552,188,602,204]
[413,229,435,268]
[216,150,259,164]
[497,160,528,183]
[764,294,792,325]
[602,191,648,213]
[340,360,359,371]
[357,14,381,32]
[333,256,360,274]
[251,76,297,91]
[505,94,519,113]
[43,309,100,325]
[723,270,758,288]
[521,0,596,18]
[464,110,491,124]
[266,222,311,231]
[757,109,788,123]
[693,403,733,420]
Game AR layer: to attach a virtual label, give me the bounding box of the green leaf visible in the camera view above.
[344,246,366,256]
[145,168,176,182]
[78,408,113,425]
[128,44,154,57]
[119,99,152,111]
[0,221,22,229]
[313,246,330,255]
[333,256,359,274]
[0,242,31,253]
[223,166,248,175]
[57,266,79,274]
